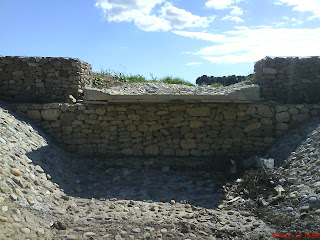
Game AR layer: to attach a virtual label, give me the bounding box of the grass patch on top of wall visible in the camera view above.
[91,68,195,88]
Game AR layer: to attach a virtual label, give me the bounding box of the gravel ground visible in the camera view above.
[1,101,320,239]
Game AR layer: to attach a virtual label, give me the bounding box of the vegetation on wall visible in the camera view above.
[91,68,255,89]
[91,68,195,88]
[196,74,255,86]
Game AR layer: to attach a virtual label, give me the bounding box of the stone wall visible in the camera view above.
[254,57,320,103]
[11,102,320,162]
[0,56,92,103]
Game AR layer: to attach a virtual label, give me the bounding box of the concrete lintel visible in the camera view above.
[84,85,260,104]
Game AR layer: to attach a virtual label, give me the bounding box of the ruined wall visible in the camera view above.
[0,56,92,103]
[255,57,320,103]
[11,102,320,163]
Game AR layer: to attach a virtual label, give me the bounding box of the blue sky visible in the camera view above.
[1,0,319,84]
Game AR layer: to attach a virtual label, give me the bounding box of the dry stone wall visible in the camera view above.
[255,57,320,103]
[2,55,320,165]
[11,102,320,163]
[0,56,92,103]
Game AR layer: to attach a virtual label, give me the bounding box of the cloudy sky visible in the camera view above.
[1,0,319,84]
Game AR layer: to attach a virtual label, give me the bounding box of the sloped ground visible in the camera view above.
[220,118,320,238]
[1,101,319,239]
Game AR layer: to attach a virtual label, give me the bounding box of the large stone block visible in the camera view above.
[276,112,290,122]
[189,120,205,128]
[222,111,236,120]
[244,122,261,132]
[41,109,62,120]
[186,107,211,117]
[26,110,41,120]
[144,144,159,156]
[181,139,196,150]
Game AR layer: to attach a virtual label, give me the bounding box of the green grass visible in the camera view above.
[244,74,255,84]
[91,68,195,87]
[209,83,223,88]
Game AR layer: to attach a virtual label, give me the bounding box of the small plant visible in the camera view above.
[245,74,255,84]
[126,74,148,83]
[210,83,223,88]
[160,76,194,86]
[91,67,194,87]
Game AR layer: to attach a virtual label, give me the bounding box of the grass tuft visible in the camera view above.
[91,68,195,87]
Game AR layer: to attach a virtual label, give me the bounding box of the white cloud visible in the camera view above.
[95,0,163,22]
[160,2,214,29]
[221,16,244,23]
[173,28,320,63]
[230,6,243,16]
[205,0,242,10]
[95,0,214,31]
[275,0,320,20]
[185,62,203,66]
[135,15,171,31]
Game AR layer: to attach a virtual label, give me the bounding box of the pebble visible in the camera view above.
[309,196,317,204]
[83,232,96,237]
[35,165,44,173]
[160,228,168,233]
[285,207,293,212]
[26,197,35,205]
[1,206,9,212]
[0,216,8,222]
[10,194,18,201]
[132,227,141,233]
[10,168,21,176]
[20,227,31,234]
[15,188,24,197]
[300,206,310,213]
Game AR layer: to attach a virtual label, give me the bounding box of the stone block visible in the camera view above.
[222,111,236,120]
[276,112,290,122]
[263,68,278,74]
[277,123,289,131]
[244,122,261,133]
[144,144,159,156]
[41,109,62,120]
[181,139,196,150]
[186,106,211,117]
[189,120,204,128]
[26,110,41,120]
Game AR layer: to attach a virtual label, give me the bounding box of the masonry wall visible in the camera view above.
[0,56,92,103]
[12,102,320,164]
[255,57,320,103]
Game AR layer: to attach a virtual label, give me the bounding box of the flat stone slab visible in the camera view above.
[84,85,260,104]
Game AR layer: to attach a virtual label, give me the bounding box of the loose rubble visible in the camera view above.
[92,81,255,95]
[1,102,275,239]
[1,101,320,239]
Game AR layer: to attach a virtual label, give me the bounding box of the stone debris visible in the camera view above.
[0,102,277,239]
[93,81,254,95]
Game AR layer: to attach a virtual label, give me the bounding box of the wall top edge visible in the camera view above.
[0,56,87,62]
[256,56,320,62]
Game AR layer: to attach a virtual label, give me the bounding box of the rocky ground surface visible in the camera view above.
[91,81,254,96]
[0,100,320,240]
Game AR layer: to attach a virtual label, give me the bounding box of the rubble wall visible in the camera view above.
[0,56,92,103]
[255,57,320,103]
[11,102,320,161]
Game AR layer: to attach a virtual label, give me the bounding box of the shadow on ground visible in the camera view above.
[26,143,237,209]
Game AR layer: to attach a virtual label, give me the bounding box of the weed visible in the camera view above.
[210,83,223,88]
[244,74,255,84]
[160,76,194,86]
[91,68,195,87]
